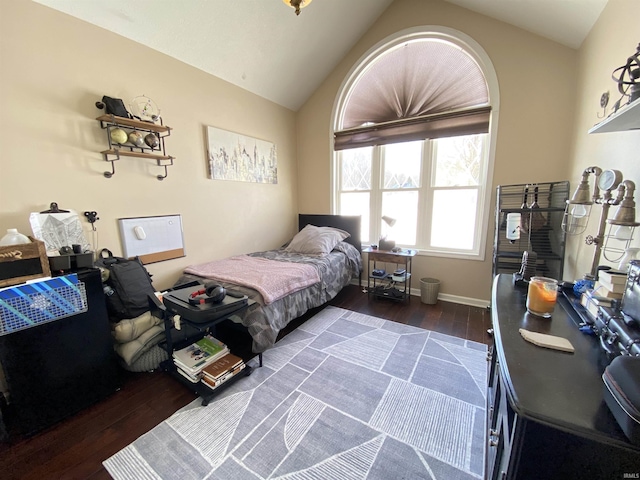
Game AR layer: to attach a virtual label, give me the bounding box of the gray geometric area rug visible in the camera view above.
[104,306,487,480]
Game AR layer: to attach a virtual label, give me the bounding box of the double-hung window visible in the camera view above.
[332,27,498,260]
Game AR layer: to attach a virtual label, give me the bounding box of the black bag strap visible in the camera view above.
[97,248,119,266]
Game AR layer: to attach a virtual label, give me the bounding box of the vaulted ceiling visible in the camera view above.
[32,0,608,111]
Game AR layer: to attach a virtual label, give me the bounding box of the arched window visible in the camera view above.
[332,27,499,259]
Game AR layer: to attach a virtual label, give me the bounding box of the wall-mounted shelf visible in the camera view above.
[589,96,640,133]
[100,149,172,161]
[96,114,174,180]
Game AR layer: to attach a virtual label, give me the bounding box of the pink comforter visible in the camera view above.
[184,255,320,305]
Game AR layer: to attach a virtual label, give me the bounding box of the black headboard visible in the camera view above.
[298,214,362,252]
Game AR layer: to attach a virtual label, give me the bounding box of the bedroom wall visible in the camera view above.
[0,0,298,291]
[297,0,578,303]
[564,0,640,281]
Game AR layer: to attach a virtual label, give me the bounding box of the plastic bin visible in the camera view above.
[420,277,440,305]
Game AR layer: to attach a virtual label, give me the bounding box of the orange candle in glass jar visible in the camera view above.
[526,276,558,318]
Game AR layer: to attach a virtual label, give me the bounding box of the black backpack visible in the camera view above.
[96,248,156,321]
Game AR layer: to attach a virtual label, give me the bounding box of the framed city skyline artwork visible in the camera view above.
[207,125,277,184]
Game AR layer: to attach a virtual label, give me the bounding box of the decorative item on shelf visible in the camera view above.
[128,131,145,148]
[129,95,161,123]
[612,43,640,107]
[282,0,312,16]
[110,127,128,145]
[562,167,640,277]
[144,133,159,149]
[96,95,131,118]
[378,215,396,251]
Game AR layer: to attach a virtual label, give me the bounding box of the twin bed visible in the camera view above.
[176,214,362,353]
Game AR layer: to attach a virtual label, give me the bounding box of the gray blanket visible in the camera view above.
[176,241,362,353]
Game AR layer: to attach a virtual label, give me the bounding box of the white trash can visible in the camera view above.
[420,277,440,305]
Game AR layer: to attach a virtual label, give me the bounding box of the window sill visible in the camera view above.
[363,244,485,261]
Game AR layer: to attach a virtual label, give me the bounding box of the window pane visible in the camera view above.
[340,192,370,243]
[383,141,421,189]
[431,189,478,249]
[433,134,485,187]
[340,147,372,190]
[382,191,418,245]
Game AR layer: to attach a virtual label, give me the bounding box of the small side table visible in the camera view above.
[363,247,417,302]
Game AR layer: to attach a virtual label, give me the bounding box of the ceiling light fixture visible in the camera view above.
[283,0,312,16]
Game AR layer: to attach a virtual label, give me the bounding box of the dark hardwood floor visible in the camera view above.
[0,285,492,479]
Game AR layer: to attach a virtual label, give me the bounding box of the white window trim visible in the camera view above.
[330,26,500,261]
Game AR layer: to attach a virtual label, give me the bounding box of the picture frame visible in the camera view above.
[206,125,277,184]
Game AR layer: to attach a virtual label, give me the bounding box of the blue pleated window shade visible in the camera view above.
[335,39,491,150]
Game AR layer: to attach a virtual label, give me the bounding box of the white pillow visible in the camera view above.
[285,224,350,256]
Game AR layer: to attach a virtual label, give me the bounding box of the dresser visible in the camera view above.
[487,274,640,479]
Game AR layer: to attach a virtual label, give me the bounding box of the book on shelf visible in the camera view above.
[598,270,627,285]
[175,365,202,383]
[172,335,229,374]
[593,281,624,298]
[202,353,244,381]
[201,362,245,389]
[173,347,230,375]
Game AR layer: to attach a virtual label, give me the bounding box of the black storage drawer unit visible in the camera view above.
[0,268,120,436]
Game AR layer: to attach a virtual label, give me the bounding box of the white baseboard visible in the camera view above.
[408,286,490,308]
[349,279,490,309]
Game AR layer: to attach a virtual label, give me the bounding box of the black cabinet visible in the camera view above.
[487,274,640,479]
[0,269,120,436]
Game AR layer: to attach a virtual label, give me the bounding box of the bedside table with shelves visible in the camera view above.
[152,283,262,406]
[363,247,417,301]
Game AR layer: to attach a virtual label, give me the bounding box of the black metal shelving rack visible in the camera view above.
[152,287,262,407]
[493,181,570,281]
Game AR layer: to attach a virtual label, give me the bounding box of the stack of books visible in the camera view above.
[172,334,229,383]
[594,270,628,300]
[201,353,245,389]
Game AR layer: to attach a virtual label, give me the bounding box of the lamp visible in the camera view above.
[283,0,312,15]
[602,180,640,265]
[379,216,397,251]
[562,167,640,276]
